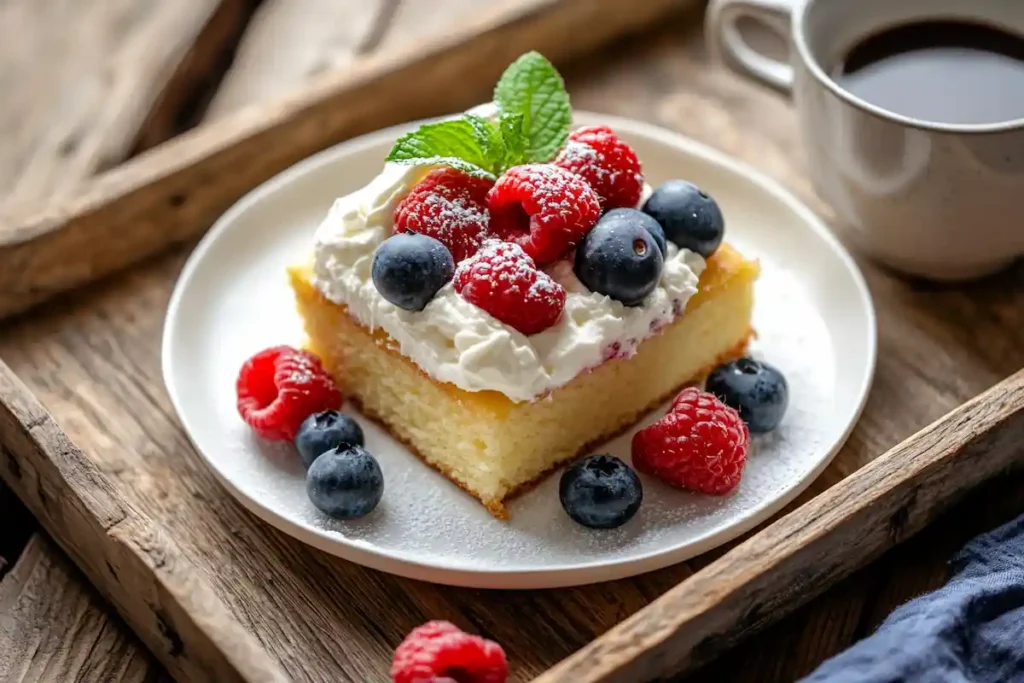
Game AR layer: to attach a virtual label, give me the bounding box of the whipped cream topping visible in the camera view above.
[311,160,705,404]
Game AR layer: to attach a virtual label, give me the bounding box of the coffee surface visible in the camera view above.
[833,21,1024,125]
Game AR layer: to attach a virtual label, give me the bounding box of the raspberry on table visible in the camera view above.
[394,168,494,263]
[391,620,508,683]
[454,240,566,336]
[555,125,644,211]
[632,387,749,495]
[236,345,343,441]
[487,164,601,265]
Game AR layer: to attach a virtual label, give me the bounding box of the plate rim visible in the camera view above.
[162,111,878,589]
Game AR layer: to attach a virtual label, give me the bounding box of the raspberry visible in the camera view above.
[487,164,601,264]
[236,346,343,441]
[391,621,507,683]
[631,387,749,495]
[555,125,644,211]
[454,240,565,336]
[395,168,494,263]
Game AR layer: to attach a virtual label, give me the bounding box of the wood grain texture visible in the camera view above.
[131,0,261,150]
[0,3,259,680]
[0,364,289,682]
[0,0,227,210]
[0,0,696,321]
[0,535,170,683]
[205,0,496,119]
[0,12,1022,683]
[204,0,381,118]
[534,369,1024,683]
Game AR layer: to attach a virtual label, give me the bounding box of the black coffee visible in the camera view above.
[833,21,1024,125]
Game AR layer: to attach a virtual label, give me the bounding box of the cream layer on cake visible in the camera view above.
[311,162,706,403]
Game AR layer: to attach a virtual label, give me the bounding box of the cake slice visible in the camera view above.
[289,244,756,518]
[288,51,760,519]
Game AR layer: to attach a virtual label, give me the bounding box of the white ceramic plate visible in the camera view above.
[163,112,876,589]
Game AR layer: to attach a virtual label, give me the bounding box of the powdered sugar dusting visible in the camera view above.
[492,164,600,237]
[452,240,566,335]
[216,246,836,576]
[560,139,599,164]
[560,139,624,189]
[554,127,644,209]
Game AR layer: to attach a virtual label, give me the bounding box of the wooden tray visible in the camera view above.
[1,5,1023,683]
[0,0,692,320]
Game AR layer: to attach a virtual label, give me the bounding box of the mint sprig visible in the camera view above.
[498,112,526,168]
[385,51,571,176]
[494,51,571,162]
[387,118,502,180]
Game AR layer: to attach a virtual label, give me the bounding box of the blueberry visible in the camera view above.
[294,410,364,469]
[574,210,664,307]
[642,180,725,258]
[604,207,666,255]
[706,357,789,433]
[371,233,454,311]
[306,446,383,519]
[559,454,642,529]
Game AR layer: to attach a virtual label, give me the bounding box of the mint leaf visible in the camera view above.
[494,51,571,162]
[386,119,497,179]
[498,112,526,169]
[386,112,533,178]
[464,114,504,169]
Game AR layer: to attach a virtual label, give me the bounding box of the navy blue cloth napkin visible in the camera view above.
[801,513,1024,683]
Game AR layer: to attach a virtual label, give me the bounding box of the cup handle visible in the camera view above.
[706,0,795,95]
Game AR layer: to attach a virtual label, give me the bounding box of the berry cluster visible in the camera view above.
[559,362,789,529]
[374,121,730,338]
[236,346,383,520]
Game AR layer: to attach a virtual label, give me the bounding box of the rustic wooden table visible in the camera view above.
[1,1,1022,682]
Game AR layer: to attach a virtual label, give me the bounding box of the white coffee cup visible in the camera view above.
[706,0,1024,280]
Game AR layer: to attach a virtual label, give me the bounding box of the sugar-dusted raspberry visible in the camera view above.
[632,387,749,495]
[454,240,566,336]
[391,620,508,683]
[394,168,494,263]
[487,164,601,265]
[555,125,644,211]
[236,346,343,441]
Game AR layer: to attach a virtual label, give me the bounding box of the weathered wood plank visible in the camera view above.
[131,0,261,150]
[689,471,1024,683]
[0,0,697,321]
[0,0,230,210]
[204,0,381,118]
[206,0,497,119]
[0,3,260,680]
[0,364,289,683]
[0,535,170,683]
[534,369,1024,683]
